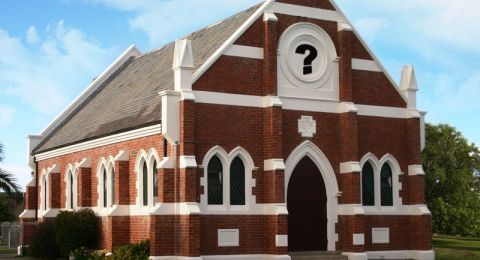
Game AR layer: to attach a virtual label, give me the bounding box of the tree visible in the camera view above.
[0,143,21,194]
[422,123,480,237]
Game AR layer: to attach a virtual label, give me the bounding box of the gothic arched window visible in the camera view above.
[230,157,245,205]
[361,162,375,206]
[208,156,223,205]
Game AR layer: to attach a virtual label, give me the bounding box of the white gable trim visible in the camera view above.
[267,2,341,22]
[352,59,382,72]
[39,45,142,137]
[224,45,264,60]
[192,0,275,83]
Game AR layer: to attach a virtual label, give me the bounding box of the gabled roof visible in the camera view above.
[33,3,262,154]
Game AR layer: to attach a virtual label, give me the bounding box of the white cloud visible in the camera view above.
[89,0,261,45]
[0,21,117,115]
[0,106,15,128]
[26,25,39,44]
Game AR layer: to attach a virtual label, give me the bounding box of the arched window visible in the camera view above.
[153,161,158,199]
[43,176,47,211]
[230,157,245,205]
[69,171,74,209]
[380,164,393,206]
[142,161,148,206]
[103,168,107,208]
[361,162,375,206]
[208,156,223,205]
[111,168,115,206]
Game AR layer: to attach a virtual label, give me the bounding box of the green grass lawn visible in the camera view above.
[0,244,16,255]
[433,234,480,260]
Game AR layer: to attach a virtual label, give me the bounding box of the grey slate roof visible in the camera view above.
[34,3,261,154]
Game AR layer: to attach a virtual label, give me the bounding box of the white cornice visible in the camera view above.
[35,124,161,161]
[39,45,142,138]
[224,44,264,60]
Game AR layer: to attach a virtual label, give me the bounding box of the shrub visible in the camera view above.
[112,240,150,260]
[72,247,106,260]
[28,220,60,259]
[55,208,98,256]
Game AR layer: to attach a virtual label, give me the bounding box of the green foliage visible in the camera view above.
[0,197,13,222]
[0,143,21,194]
[55,208,98,257]
[112,240,150,260]
[28,221,61,259]
[422,123,480,237]
[72,247,106,260]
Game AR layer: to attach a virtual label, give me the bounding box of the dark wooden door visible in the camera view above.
[287,156,328,252]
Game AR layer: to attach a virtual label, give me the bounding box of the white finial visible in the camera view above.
[173,39,194,70]
[400,65,418,108]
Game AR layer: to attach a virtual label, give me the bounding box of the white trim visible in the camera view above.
[192,91,414,119]
[327,0,408,104]
[264,159,286,171]
[135,149,161,208]
[366,250,435,260]
[263,12,278,22]
[26,177,36,187]
[352,233,365,245]
[224,45,264,60]
[96,157,116,210]
[339,204,430,216]
[285,140,339,251]
[267,3,341,22]
[342,252,368,260]
[218,229,240,247]
[275,235,288,247]
[192,0,275,82]
[203,255,290,260]
[372,228,389,244]
[39,45,141,137]
[340,161,361,173]
[19,209,35,219]
[356,105,409,119]
[114,150,129,161]
[352,59,382,72]
[180,156,198,169]
[64,164,79,210]
[35,124,161,161]
[408,165,425,176]
[151,255,290,260]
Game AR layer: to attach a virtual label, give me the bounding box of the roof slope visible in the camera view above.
[34,3,261,154]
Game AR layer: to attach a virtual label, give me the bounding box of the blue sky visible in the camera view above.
[0,0,478,189]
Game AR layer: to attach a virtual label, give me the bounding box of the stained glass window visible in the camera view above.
[103,169,107,208]
[111,168,115,206]
[69,171,73,209]
[143,162,148,206]
[208,156,223,205]
[362,162,375,206]
[153,161,158,199]
[381,164,393,206]
[230,157,245,205]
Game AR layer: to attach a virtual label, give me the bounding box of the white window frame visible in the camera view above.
[360,153,402,213]
[135,148,160,208]
[201,146,255,213]
[40,169,49,212]
[97,157,115,209]
[64,164,79,210]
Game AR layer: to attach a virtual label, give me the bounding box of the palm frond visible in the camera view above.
[0,168,21,194]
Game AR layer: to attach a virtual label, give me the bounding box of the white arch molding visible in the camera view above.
[135,148,161,208]
[285,140,340,251]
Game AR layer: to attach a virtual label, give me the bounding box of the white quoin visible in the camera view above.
[400,65,419,109]
[27,135,43,171]
[173,39,194,93]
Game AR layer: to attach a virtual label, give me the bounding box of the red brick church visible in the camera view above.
[19,0,434,259]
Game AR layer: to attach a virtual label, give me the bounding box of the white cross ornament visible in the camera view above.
[298,116,316,138]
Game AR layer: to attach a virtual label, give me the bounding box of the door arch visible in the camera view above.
[287,156,327,251]
[285,141,339,251]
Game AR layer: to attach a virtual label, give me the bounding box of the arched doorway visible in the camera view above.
[287,156,328,252]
